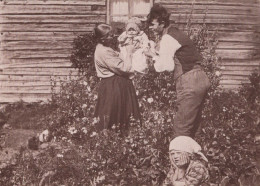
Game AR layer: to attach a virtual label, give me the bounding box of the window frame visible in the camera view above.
[106,0,154,23]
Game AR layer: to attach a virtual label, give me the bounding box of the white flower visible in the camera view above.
[87,86,91,92]
[90,132,97,137]
[57,154,63,158]
[39,129,49,142]
[215,71,221,77]
[94,95,98,100]
[144,140,149,145]
[68,126,77,134]
[82,117,87,122]
[83,81,88,86]
[82,104,87,109]
[147,98,154,103]
[93,117,99,124]
[136,90,139,95]
[82,127,88,134]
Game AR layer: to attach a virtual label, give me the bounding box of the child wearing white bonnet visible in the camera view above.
[118,17,153,74]
[163,136,209,186]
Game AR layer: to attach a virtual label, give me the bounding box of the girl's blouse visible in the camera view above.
[163,160,209,186]
[94,44,132,78]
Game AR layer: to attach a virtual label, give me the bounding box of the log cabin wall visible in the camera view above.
[0,0,106,103]
[156,0,260,89]
[0,0,260,103]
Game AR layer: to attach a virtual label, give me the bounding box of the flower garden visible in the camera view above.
[0,18,259,186]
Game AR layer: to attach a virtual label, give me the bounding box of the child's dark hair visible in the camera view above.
[147,3,170,28]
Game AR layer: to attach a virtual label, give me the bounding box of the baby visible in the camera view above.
[118,17,154,74]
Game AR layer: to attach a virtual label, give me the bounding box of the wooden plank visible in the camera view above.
[1,0,106,6]
[0,23,97,32]
[216,49,259,59]
[7,62,73,68]
[0,15,106,23]
[170,15,257,25]
[1,81,53,86]
[221,65,259,71]
[0,74,77,81]
[221,74,252,81]
[171,13,258,20]
[165,4,259,15]
[176,23,257,32]
[222,61,260,66]
[2,67,78,76]
[2,41,72,51]
[0,32,81,41]
[217,41,260,49]
[0,5,106,15]
[221,70,256,76]
[217,31,260,42]
[219,84,241,89]
[0,93,51,103]
[157,0,259,7]
[1,57,71,65]
[1,40,73,50]
[0,87,53,94]
[2,49,71,59]
[220,79,249,85]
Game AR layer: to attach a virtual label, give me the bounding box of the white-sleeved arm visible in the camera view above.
[153,34,182,72]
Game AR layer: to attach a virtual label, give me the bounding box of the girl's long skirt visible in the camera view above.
[94,75,141,131]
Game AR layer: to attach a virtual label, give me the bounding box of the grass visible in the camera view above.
[1,101,56,130]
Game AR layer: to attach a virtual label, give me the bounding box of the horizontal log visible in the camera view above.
[0,15,106,23]
[220,79,249,85]
[0,93,51,103]
[221,70,256,76]
[216,49,259,59]
[1,40,73,50]
[0,23,97,32]
[1,0,106,6]
[219,84,241,89]
[221,74,252,81]
[221,65,259,71]
[0,86,53,93]
[2,49,71,58]
[170,16,257,25]
[0,5,106,15]
[1,57,71,65]
[176,23,257,32]
[222,61,260,66]
[164,4,259,13]
[158,0,259,7]
[1,81,53,86]
[217,41,260,49]
[171,13,258,20]
[2,67,78,76]
[6,62,73,68]
[217,31,260,42]
[169,9,258,16]
[0,32,81,41]
[0,74,79,81]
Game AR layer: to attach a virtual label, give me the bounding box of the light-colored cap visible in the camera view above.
[169,136,208,162]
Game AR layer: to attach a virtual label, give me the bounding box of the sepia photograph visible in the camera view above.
[0,0,260,185]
